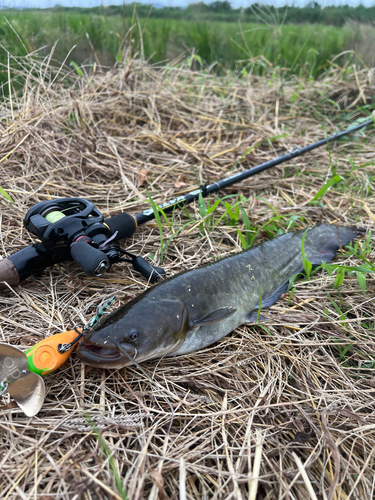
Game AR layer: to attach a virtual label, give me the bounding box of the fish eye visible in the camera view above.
[129,330,138,341]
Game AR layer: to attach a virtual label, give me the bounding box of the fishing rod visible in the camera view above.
[0,117,373,291]
[135,117,374,224]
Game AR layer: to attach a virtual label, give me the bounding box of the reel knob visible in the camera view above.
[70,239,110,277]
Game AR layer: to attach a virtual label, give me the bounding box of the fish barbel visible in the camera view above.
[77,225,364,368]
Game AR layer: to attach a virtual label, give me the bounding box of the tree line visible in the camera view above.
[43,2,375,26]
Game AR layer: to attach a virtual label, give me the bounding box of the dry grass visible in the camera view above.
[0,53,375,500]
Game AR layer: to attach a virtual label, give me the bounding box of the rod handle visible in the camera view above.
[104,212,137,241]
[0,258,20,289]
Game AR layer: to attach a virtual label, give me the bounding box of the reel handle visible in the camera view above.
[70,238,110,277]
[68,211,138,277]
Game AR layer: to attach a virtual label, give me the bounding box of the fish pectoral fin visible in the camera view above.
[191,307,237,327]
[246,280,289,323]
[261,280,290,308]
[246,312,269,323]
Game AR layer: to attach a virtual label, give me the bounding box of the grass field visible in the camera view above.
[1,10,372,81]
[0,48,375,499]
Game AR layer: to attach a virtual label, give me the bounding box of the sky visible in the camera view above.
[3,0,375,10]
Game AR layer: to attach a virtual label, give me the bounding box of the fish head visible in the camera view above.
[77,297,190,369]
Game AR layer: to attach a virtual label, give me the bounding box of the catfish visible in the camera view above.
[77,225,364,368]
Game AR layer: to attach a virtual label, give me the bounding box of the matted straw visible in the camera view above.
[0,52,374,499]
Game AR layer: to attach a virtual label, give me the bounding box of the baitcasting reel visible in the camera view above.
[0,198,165,288]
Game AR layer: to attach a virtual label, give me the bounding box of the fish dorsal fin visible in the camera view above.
[191,307,237,327]
[246,280,289,323]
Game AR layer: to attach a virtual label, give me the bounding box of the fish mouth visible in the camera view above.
[76,341,137,369]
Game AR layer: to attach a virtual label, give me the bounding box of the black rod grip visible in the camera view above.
[104,212,137,241]
[8,244,55,283]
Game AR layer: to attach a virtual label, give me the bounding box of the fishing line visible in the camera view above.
[44,211,66,223]
[113,339,175,433]
[57,297,118,354]
[58,325,86,353]
[41,203,81,223]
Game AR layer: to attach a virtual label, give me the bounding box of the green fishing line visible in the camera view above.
[45,211,66,223]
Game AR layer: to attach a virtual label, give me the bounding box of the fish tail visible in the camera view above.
[304,225,366,266]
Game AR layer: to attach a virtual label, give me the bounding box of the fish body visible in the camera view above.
[77,225,363,368]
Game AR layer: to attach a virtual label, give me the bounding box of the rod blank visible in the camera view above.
[135,117,374,225]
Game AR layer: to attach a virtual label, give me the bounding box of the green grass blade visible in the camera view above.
[85,416,128,499]
[233,203,240,223]
[310,174,343,202]
[237,229,249,250]
[321,261,332,276]
[198,191,207,218]
[323,263,375,274]
[240,206,253,244]
[163,218,199,256]
[224,201,234,222]
[70,60,84,76]
[206,198,221,215]
[339,342,353,362]
[0,186,13,202]
[240,207,251,231]
[300,229,312,279]
[323,126,335,175]
[333,268,345,289]
[326,292,347,319]
[356,272,366,293]
[255,286,262,324]
[302,257,312,279]
[214,199,243,228]
[158,205,171,227]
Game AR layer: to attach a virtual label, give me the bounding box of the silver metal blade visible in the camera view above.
[0,343,29,381]
[7,372,45,417]
[0,343,45,416]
